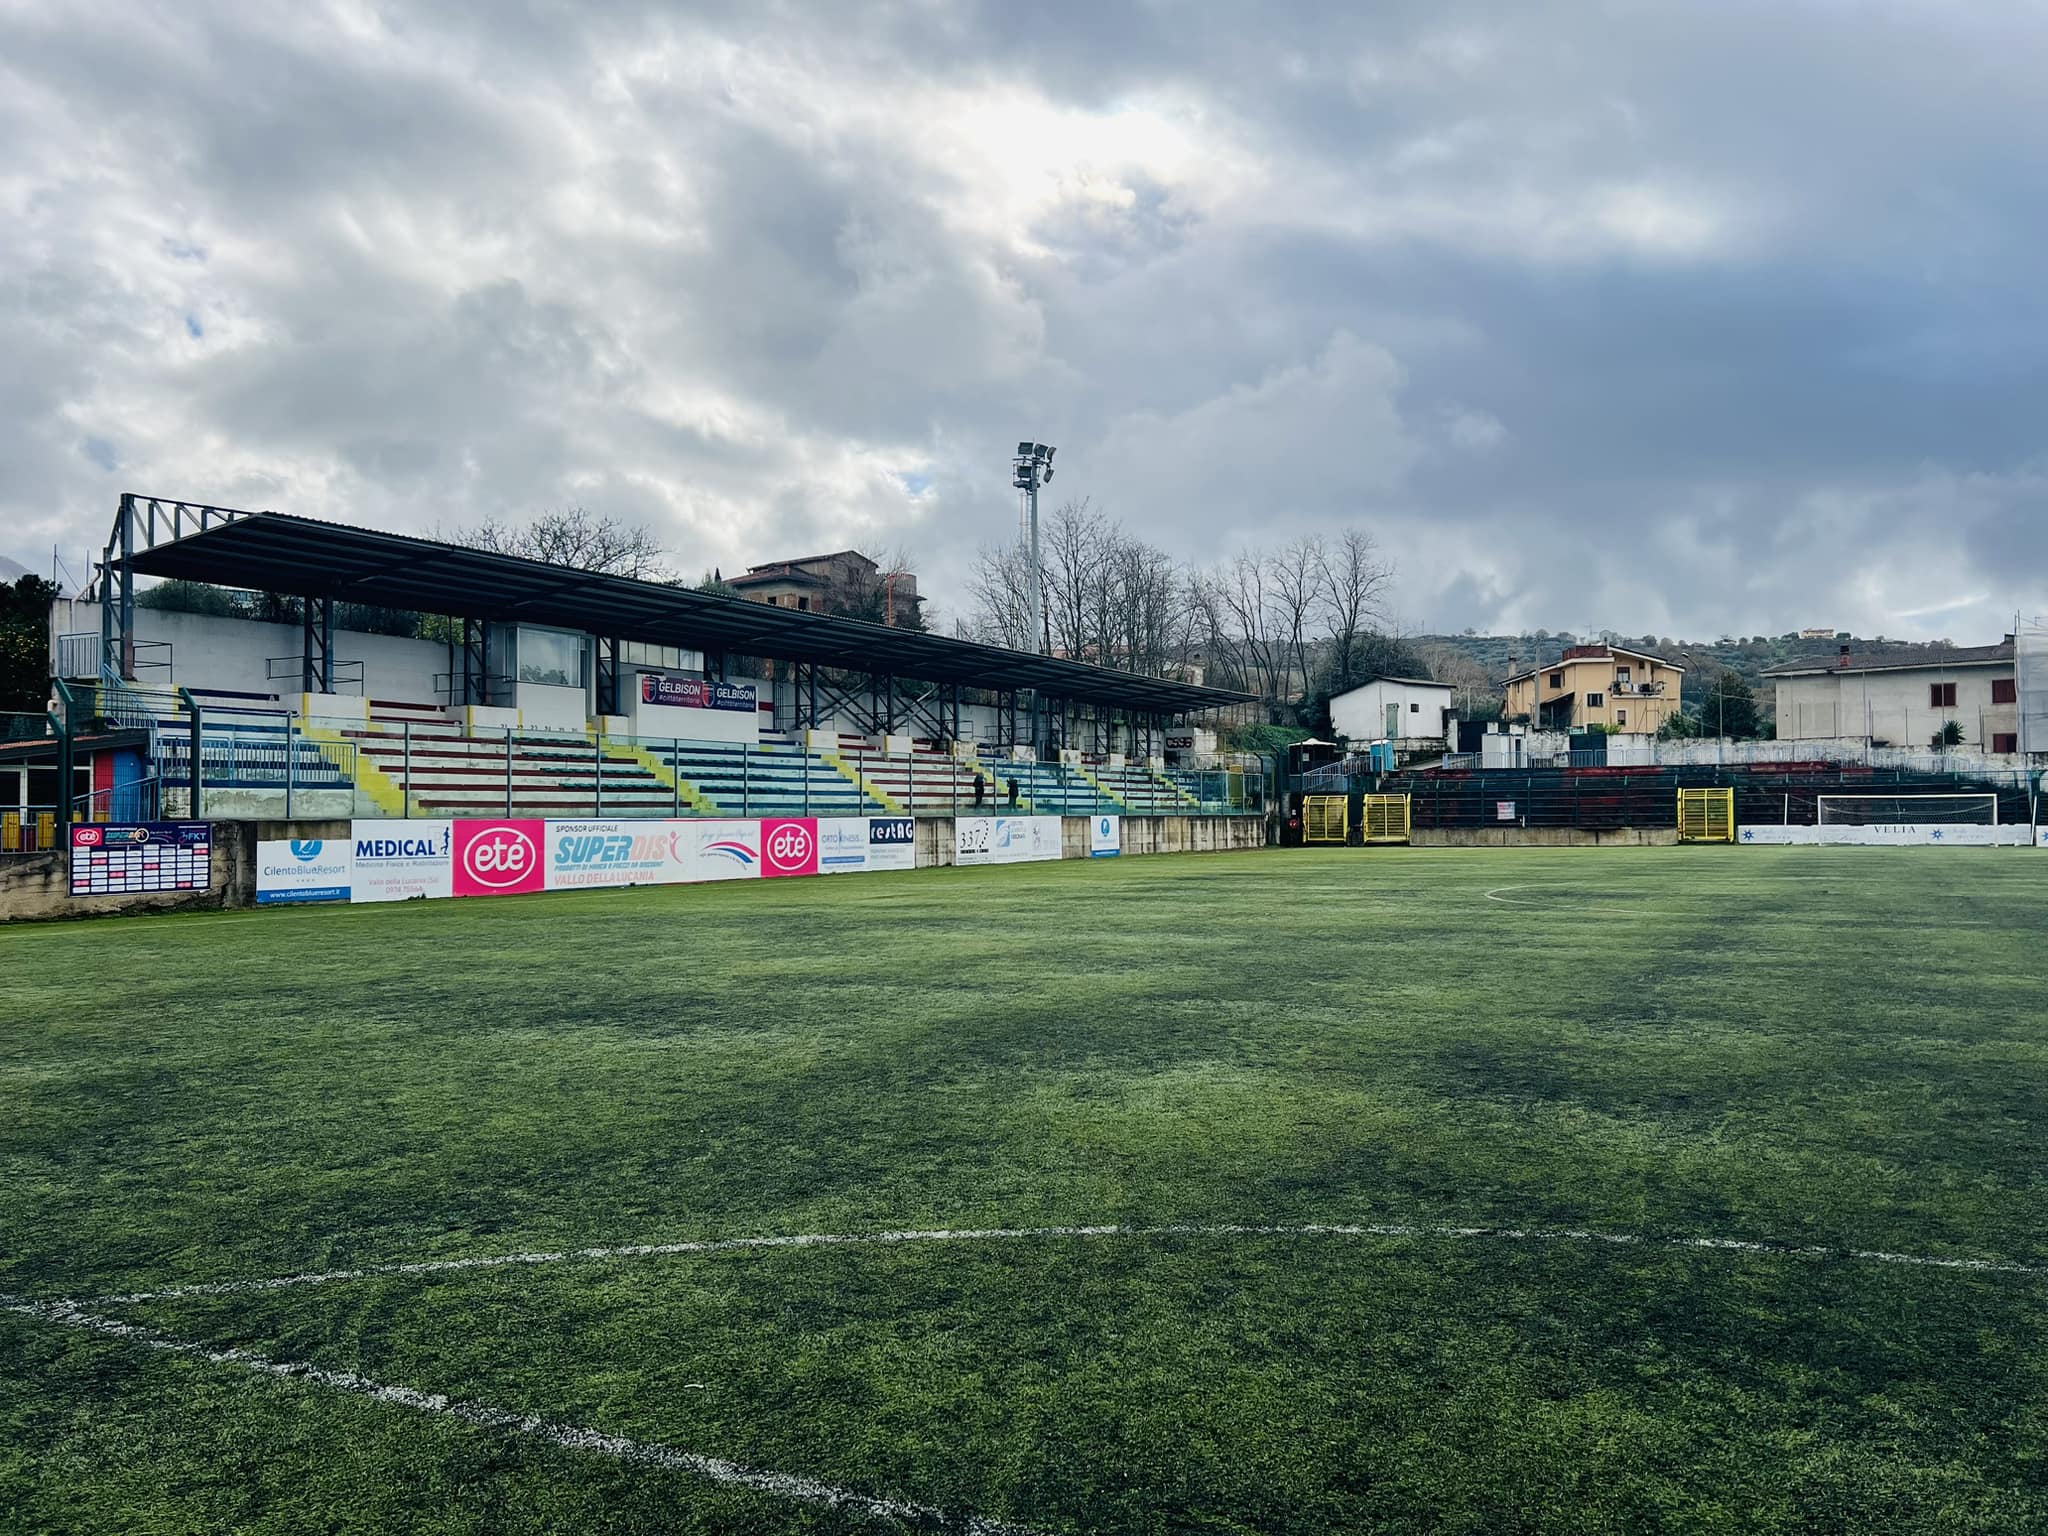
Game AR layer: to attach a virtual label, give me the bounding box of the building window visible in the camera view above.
[1586,691,1605,707]
[1617,710,1627,727]
[1929,682,1957,708]
[1548,671,1564,688]
[797,596,810,611]
[1409,701,1420,712]
[1992,678,2017,704]
[516,627,586,688]
[1615,666,1632,685]
[1993,733,2018,753]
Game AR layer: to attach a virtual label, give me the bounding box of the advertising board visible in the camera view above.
[71,822,212,896]
[542,818,764,889]
[1739,825,2031,846]
[760,818,819,878]
[956,815,1063,866]
[452,820,547,897]
[349,821,453,903]
[638,674,756,712]
[1089,814,1121,858]
[818,816,916,874]
[255,838,352,904]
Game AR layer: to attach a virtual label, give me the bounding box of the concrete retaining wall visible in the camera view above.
[1410,827,1680,848]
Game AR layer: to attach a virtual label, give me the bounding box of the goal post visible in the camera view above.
[1815,794,1999,827]
[1676,787,1735,843]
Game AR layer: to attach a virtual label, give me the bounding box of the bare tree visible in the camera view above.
[451,507,673,581]
[1214,549,1286,704]
[1315,528,1395,693]
[1268,535,1326,701]
[966,540,1036,651]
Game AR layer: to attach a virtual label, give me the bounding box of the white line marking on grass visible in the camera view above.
[92,1221,2045,1305]
[1,1297,1041,1536]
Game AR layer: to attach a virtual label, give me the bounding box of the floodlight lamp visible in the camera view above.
[1016,441,1035,458]
[1041,445,1055,463]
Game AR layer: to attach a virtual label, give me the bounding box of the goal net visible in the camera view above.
[1815,793,1999,826]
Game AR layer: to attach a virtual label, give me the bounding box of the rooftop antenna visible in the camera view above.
[1011,441,1055,654]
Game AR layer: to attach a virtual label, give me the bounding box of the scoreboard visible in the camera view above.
[70,822,213,896]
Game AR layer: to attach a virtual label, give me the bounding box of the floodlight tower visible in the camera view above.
[1012,441,1055,654]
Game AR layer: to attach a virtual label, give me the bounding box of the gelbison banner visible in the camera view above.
[639,674,756,712]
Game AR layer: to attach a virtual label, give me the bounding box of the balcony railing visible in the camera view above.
[1610,680,1666,696]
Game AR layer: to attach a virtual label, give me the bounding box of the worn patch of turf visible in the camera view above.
[3,846,2046,1532]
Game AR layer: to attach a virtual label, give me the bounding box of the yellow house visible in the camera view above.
[1502,644,1684,733]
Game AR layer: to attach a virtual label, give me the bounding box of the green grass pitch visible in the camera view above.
[4,846,2046,1534]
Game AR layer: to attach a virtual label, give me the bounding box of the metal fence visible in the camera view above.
[1393,765,2037,832]
[139,719,1267,821]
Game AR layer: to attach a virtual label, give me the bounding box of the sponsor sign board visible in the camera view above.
[1740,824,2030,846]
[256,838,352,904]
[1090,814,1121,858]
[819,816,916,874]
[349,820,454,903]
[70,821,211,896]
[639,674,756,712]
[541,818,765,889]
[453,819,546,897]
[760,817,819,878]
[1496,800,1516,822]
[956,815,1063,866]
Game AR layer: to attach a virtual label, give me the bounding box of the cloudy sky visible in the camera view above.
[4,0,2044,641]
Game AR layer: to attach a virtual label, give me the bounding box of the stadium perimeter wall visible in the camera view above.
[1,815,1264,924]
[1412,828,1680,847]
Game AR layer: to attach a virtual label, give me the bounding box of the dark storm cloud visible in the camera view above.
[2,0,2042,639]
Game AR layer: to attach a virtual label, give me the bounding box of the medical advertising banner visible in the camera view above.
[760,817,819,878]
[662,818,764,882]
[255,838,352,904]
[452,819,547,897]
[349,820,453,903]
[956,815,1063,866]
[1090,814,1121,858]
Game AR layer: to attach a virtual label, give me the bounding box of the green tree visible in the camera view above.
[0,575,61,712]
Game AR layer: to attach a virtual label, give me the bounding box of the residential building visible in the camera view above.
[1764,640,2018,752]
[1501,644,1684,734]
[1330,676,1455,747]
[727,551,921,627]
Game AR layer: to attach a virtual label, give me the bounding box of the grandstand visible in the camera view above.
[15,496,1257,842]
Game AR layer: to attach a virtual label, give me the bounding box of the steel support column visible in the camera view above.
[595,636,621,717]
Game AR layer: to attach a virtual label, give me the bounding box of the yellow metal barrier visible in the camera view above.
[1677,787,1735,843]
[2,811,18,852]
[1302,794,1348,844]
[1361,793,1412,844]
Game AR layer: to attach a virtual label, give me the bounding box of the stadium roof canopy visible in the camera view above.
[125,508,1248,715]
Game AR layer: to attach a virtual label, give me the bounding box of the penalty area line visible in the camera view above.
[90,1220,2046,1306]
[1,1296,1040,1536]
